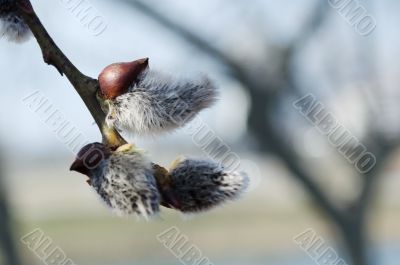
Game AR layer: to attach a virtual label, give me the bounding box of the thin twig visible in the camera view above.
[16,0,127,149]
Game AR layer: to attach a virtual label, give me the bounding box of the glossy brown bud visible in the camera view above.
[98,58,149,100]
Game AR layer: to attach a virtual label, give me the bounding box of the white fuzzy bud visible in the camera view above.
[105,69,218,135]
[71,143,161,220]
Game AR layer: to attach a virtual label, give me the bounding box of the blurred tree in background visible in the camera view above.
[120,1,398,265]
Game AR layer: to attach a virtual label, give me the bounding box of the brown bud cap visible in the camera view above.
[98,58,149,100]
[70,142,111,177]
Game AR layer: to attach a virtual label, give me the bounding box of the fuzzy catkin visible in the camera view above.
[168,158,249,213]
[106,69,218,135]
[75,144,161,219]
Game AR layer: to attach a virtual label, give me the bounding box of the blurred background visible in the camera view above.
[0,0,399,265]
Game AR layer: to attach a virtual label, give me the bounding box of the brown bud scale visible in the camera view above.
[98,58,149,100]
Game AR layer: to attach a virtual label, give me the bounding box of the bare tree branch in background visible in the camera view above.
[123,1,398,265]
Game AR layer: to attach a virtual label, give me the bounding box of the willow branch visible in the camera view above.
[17,0,126,149]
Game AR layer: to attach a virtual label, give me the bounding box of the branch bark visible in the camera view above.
[17,0,127,149]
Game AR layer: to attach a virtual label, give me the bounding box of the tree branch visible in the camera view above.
[17,0,127,149]
[283,1,330,93]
